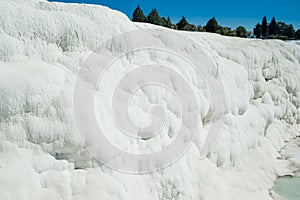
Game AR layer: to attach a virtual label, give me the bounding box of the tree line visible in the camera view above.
[253,16,300,39]
[132,5,300,40]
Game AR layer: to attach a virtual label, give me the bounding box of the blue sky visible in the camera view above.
[48,0,300,30]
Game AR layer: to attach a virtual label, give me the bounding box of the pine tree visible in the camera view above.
[160,17,167,27]
[261,16,268,38]
[268,17,277,36]
[177,16,189,30]
[205,17,218,33]
[253,23,262,38]
[295,29,300,40]
[166,16,172,28]
[132,5,146,22]
[147,8,161,25]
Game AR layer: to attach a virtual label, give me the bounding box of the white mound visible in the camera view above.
[0,0,300,199]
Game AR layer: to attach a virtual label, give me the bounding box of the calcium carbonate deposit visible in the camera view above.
[0,0,300,199]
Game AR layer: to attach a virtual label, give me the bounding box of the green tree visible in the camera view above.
[283,24,295,39]
[147,8,161,25]
[132,5,146,22]
[205,17,219,33]
[295,29,300,40]
[253,23,262,38]
[261,16,268,38]
[177,16,189,30]
[216,26,225,35]
[268,17,277,36]
[236,26,247,37]
[277,21,288,36]
[160,17,167,27]
[165,16,173,28]
[196,25,205,32]
[217,26,234,36]
[187,24,196,31]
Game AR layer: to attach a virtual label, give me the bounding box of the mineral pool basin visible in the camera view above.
[273,176,300,200]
